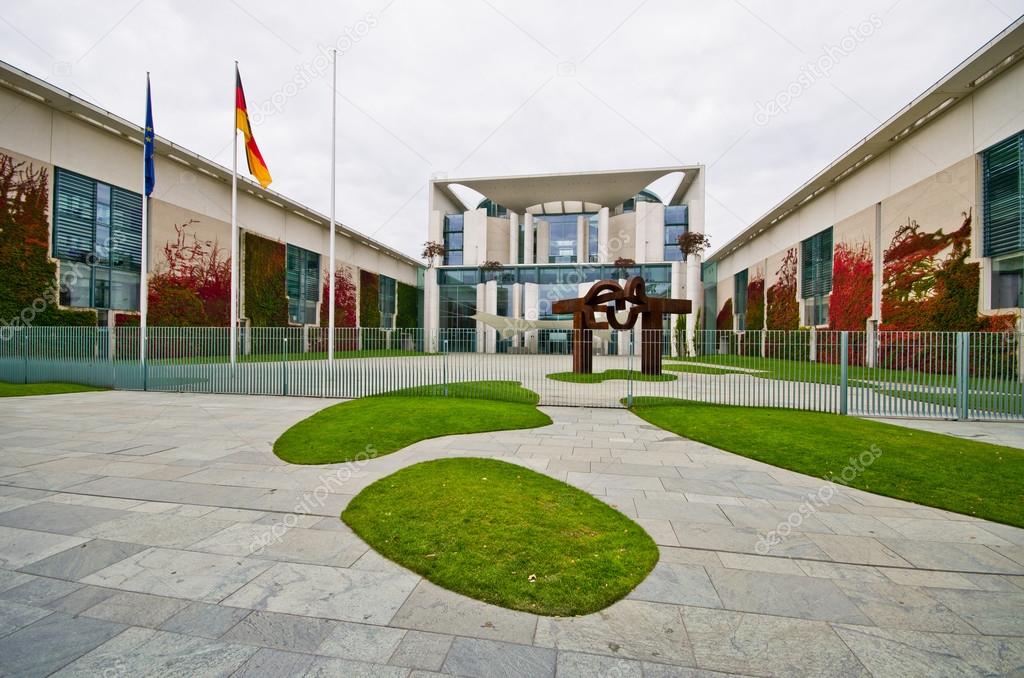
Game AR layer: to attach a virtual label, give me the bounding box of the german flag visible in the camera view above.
[235,67,272,188]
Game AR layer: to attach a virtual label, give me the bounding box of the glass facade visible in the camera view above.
[379,275,396,327]
[587,214,599,262]
[53,168,142,311]
[443,214,464,265]
[801,226,833,327]
[663,204,688,262]
[437,268,477,351]
[541,213,589,263]
[286,244,320,325]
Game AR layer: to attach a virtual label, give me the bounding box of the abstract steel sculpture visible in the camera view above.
[552,276,691,375]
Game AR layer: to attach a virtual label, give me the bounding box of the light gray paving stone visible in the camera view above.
[220,609,335,653]
[387,630,453,671]
[0,612,126,678]
[640,661,738,677]
[304,655,411,678]
[442,636,556,678]
[671,522,829,560]
[925,587,1024,635]
[77,512,236,549]
[51,626,257,677]
[555,649,643,677]
[233,647,316,677]
[633,498,731,525]
[82,547,273,603]
[189,522,369,567]
[159,600,252,638]
[812,512,906,539]
[80,590,191,628]
[716,551,805,575]
[315,619,407,663]
[627,562,722,608]
[45,585,118,615]
[880,567,979,589]
[0,599,52,638]
[0,569,35,594]
[706,567,871,624]
[0,525,89,569]
[807,533,913,567]
[657,547,721,568]
[19,538,147,580]
[0,501,127,536]
[222,561,419,625]
[795,560,887,582]
[877,516,1014,546]
[389,580,537,645]
[681,606,867,677]
[0,576,83,607]
[635,518,679,546]
[878,539,1024,574]
[832,580,976,633]
[833,624,1024,678]
[719,505,835,534]
[534,599,694,665]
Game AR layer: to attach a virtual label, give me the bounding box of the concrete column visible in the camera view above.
[484,279,497,353]
[464,209,487,266]
[508,212,519,265]
[524,282,539,353]
[475,283,486,353]
[523,213,535,265]
[511,282,522,348]
[598,207,610,262]
[576,215,586,264]
[685,256,702,357]
[535,219,549,265]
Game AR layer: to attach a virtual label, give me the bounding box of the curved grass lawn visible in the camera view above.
[273,381,550,465]
[0,382,107,397]
[342,458,659,616]
[629,397,1024,528]
[547,369,675,383]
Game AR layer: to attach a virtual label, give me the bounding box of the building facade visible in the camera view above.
[0,60,421,339]
[423,167,706,354]
[705,18,1024,339]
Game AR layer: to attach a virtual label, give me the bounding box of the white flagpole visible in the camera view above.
[230,61,239,365]
[140,72,149,365]
[328,49,337,363]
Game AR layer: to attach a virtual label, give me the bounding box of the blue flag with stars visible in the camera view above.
[144,74,155,196]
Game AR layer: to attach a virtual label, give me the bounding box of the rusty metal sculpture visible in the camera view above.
[552,277,691,375]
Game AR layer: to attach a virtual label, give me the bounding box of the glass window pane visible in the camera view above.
[109,269,140,310]
[60,260,91,307]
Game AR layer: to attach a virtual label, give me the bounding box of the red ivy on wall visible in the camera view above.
[716,298,734,331]
[320,267,358,328]
[745,277,765,331]
[147,219,231,326]
[766,248,799,330]
[829,243,873,331]
[359,269,380,328]
[881,210,977,331]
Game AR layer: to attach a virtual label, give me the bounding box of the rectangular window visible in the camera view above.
[982,132,1023,257]
[443,214,464,265]
[804,296,830,326]
[588,213,599,262]
[800,227,833,299]
[379,275,396,327]
[733,269,748,318]
[992,253,1023,309]
[53,168,141,311]
[286,244,320,324]
[663,204,688,262]
[545,214,581,264]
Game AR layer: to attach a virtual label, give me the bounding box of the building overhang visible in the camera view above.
[435,166,700,213]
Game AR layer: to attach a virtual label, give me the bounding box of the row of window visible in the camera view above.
[437,263,671,287]
[982,131,1023,309]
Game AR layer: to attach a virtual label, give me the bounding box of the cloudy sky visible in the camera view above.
[2,0,1023,259]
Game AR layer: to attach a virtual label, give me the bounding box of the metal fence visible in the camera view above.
[1,326,1021,420]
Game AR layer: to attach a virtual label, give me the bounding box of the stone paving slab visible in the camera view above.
[0,390,1022,677]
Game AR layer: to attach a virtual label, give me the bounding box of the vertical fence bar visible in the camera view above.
[955,332,969,420]
[839,331,848,415]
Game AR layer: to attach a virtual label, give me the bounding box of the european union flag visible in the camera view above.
[144,73,155,196]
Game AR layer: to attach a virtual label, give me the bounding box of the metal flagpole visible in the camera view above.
[140,72,150,365]
[328,49,337,363]
[230,61,239,365]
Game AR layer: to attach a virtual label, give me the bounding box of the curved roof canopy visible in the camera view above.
[436,166,699,213]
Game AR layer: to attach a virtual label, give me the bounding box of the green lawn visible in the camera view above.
[0,382,108,397]
[629,397,1024,527]
[273,381,550,464]
[342,458,659,616]
[547,369,675,383]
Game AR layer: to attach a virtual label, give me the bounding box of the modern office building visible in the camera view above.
[0,60,420,337]
[704,17,1024,337]
[423,167,706,353]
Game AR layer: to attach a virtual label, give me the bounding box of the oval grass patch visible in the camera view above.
[342,457,659,616]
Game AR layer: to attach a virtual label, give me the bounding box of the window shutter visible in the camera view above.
[304,251,320,302]
[983,133,1023,257]
[734,269,748,316]
[286,244,301,299]
[800,227,833,298]
[110,187,142,270]
[53,169,95,261]
[801,238,814,298]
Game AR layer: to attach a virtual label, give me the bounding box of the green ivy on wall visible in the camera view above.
[396,281,420,328]
[359,269,380,328]
[244,232,288,327]
[0,155,96,329]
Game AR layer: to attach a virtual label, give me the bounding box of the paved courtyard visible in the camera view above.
[0,391,1022,677]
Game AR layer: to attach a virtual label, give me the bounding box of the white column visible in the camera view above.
[597,207,610,263]
[535,220,549,265]
[508,212,519,265]
[475,283,486,353]
[523,213,535,265]
[685,256,702,357]
[576,215,586,264]
[484,279,497,353]
[511,282,522,348]
[424,266,439,352]
[524,282,539,353]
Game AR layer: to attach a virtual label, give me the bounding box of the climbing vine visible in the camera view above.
[766,248,799,330]
[359,269,380,328]
[319,266,358,328]
[396,281,420,328]
[829,243,872,331]
[244,232,288,327]
[716,298,733,331]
